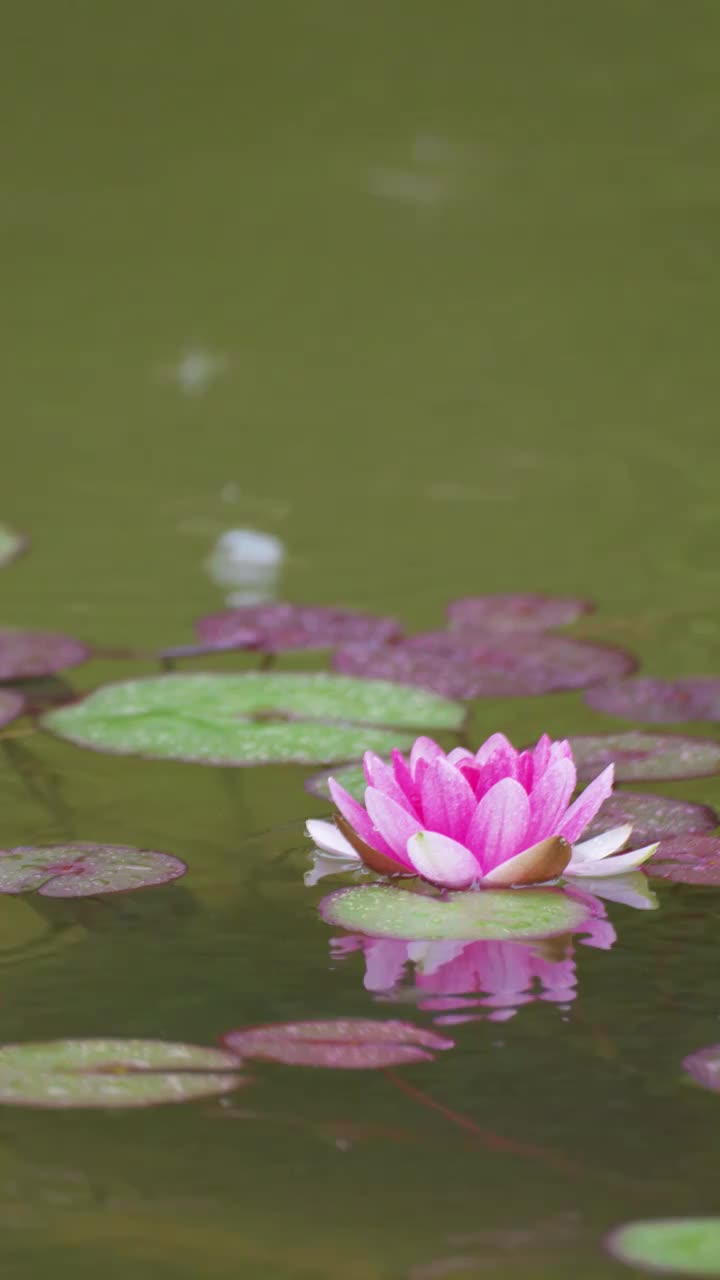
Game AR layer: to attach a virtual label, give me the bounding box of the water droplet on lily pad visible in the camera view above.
[334,632,635,698]
[586,793,718,845]
[197,604,403,653]
[606,1218,720,1275]
[644,836,720,886]
[0,630,89,681]
[447,594,593,633]
[220,1019,453,1069]
[585,677,720,723]
[0,689,25,728]
[570,733,720,782]
[0,1039,243,1109]
[0,524,28,569]
[41,673,463,766]
[320,884,590,942]
[0,844,187,898]
[305,761,367,803]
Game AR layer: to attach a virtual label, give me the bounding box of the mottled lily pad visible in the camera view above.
[0,689,25,728]
[643,836,720,886]
[0,630,89,681]
[586,793,718,845]
[0,1039,243,1109]
[305,761,367,803]
[334,632,635,698]
[41,673,464,766]
[0,844,187,898]
[448,594,593,633]
[158,632,259,660]
[570,733,720,782]
[320,885,590,941]
[606,1218,720,1275]
[0,524,28,569]
[197,604,402,653]
[221,1019,453,1069]
[585,677,720,723]
[683,1045,720,1092]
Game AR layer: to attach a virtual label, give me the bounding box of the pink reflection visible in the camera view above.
[330,889,615,1024]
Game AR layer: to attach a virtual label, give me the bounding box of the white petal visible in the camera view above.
[304,853,360,887]
[569,824,632,865]
[571,872,659,911]
[565,843,659,878]
[406,830,480,888]
[305,819,361,860]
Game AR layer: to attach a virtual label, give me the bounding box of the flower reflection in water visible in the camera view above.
[330,889,617,1025]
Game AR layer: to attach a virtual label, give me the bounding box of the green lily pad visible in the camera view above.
[305,761,367,802]
[606,1218,720,1275]
[0,1039,244,1109]
[41,673,464,766]
[0,524,28,569]
[320,884,589,941]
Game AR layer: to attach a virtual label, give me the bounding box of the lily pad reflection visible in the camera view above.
[221,1019,453,1069]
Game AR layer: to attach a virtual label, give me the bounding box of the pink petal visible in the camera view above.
[527,758,577,843]
[557,765,614,844]
[328,778,396,858]
[447,747,474,765]
[391,748,421,810]
[406,831,481,888]
[410,736,446,779]
[465,777,531,873]
[532,733,552,776]
[420,757,476,841]
[515,749,535,792]
[363,751,420,818]
[474,733,517,766]
[473,748,519,802]
[364,788,422,864]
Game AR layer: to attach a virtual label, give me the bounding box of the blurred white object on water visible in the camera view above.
[206,529,285,605]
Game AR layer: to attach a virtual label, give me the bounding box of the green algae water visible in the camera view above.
[2,3,720,1276]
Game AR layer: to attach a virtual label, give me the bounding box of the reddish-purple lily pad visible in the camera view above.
[584,677,720,723]
[0,1039,243,1109]
[0,844,187,898]
[0,689,25,728]
[585,793,718,845]
[447,594,594,633]
[197,604,403,654]
[570,733,720,782]
[158,632,260,660]
[0,630,89,681]
[220,1019,453,1069]
[334,632,635,699]
[643,836,720,886]
[683,1045,720,1092]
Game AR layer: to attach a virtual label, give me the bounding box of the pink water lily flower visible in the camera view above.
[306,733,658,889]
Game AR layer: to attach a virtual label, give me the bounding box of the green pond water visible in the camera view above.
[2,2,720,1275]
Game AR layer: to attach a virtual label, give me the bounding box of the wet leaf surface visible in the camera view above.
[197,603,402,653]
[586,792,718,845]
[41,673,464,766]
[0,1039,243,1108]
[584,676,720,723]
[0,843,187,898]
[0,689,25,728]
[334,632,636,698]
[220,1018,453,1068]
[0,630,89,681]
[606,1218,720,1275]
[644,836,720,886]
[447,593,593,633]
[570,733,720,782]
[320,884,590,941]
[0,523,28,568]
